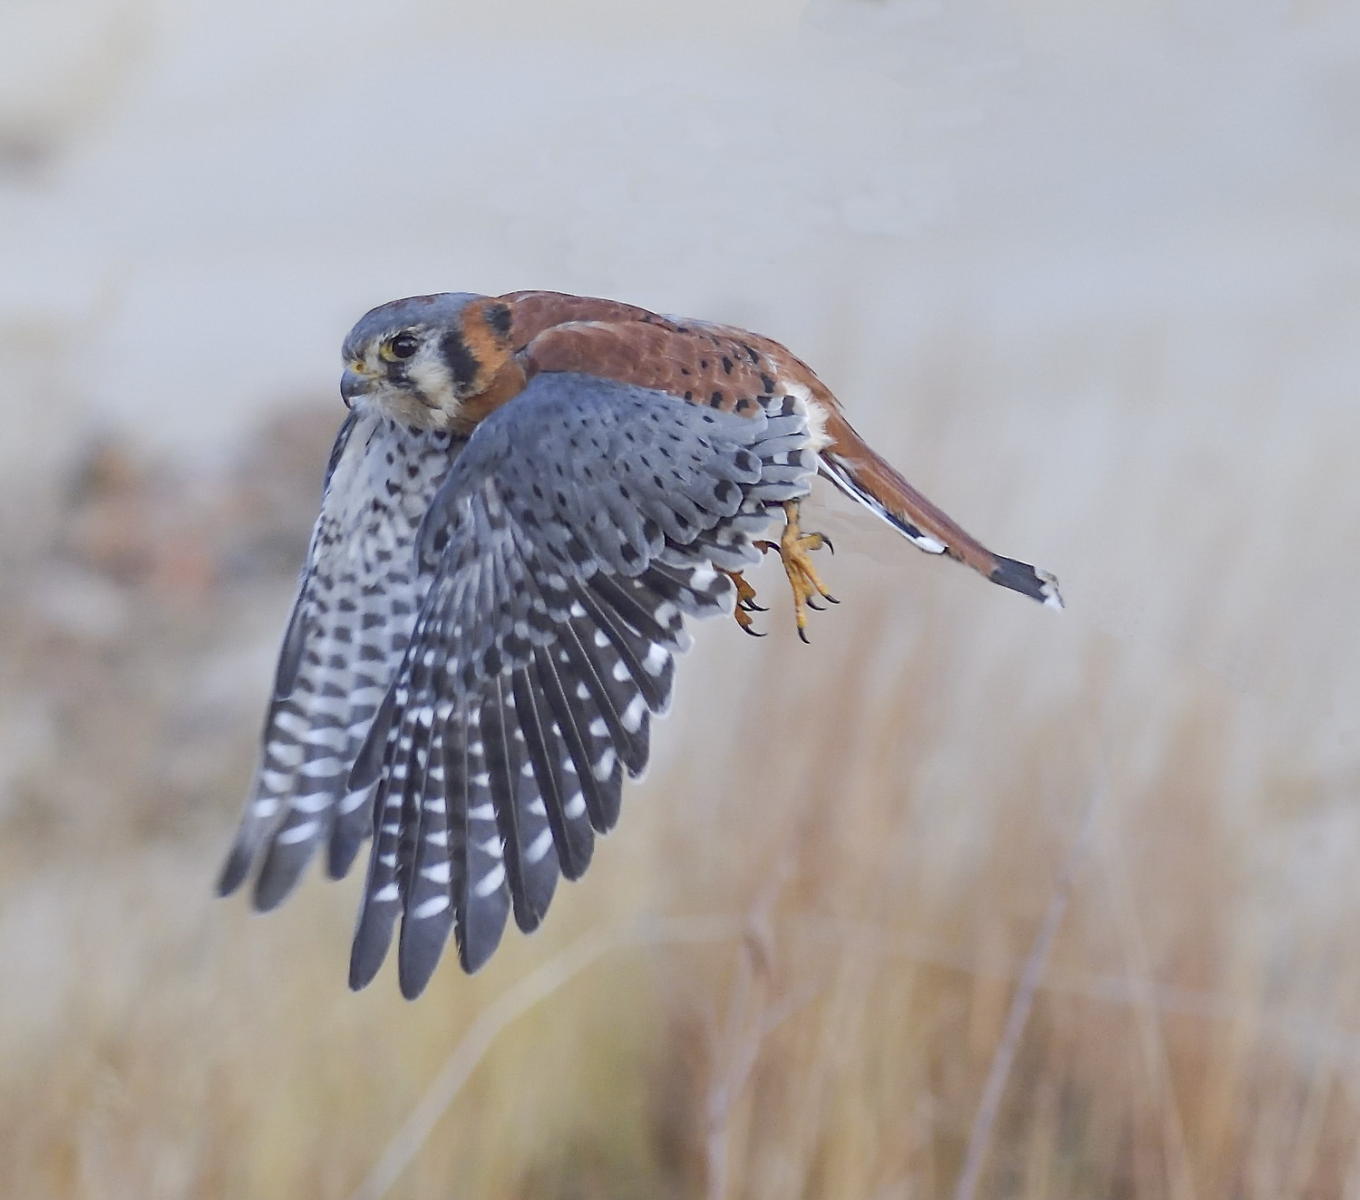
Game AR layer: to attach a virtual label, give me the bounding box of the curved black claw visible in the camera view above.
[806,597,825,612]
[824,593,840,605]
[739,598,768,613]
[742,624,768,638]
[820,533,835,556]
[797,626,812,646]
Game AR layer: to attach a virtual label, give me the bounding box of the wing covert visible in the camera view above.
[349,372,816,994]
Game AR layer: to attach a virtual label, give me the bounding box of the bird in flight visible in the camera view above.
[219,290,1062,997]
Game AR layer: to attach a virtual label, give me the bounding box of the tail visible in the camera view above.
[817,420,1064,610]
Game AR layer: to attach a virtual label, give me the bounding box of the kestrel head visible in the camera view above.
[340,293,518,429]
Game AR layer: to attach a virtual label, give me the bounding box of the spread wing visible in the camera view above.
[217,413,463,908]
[346,371,816,996]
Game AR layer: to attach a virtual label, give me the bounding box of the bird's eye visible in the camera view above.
[384,332,420,361]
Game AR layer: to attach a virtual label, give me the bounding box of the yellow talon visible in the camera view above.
[721,569,768,636]
[756,500,838,643]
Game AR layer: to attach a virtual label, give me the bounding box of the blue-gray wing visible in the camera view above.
[346,371,815,996]
[218,413,464,908]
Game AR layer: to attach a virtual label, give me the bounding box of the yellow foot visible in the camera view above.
[721,569,768,637]
[755,501,838,644]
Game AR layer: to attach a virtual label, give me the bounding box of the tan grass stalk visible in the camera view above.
[347,915,747,1200]
[953,786,1104,1200]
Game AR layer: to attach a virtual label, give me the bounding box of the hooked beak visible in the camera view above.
[340,364,372,409]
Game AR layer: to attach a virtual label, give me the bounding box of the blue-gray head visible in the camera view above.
[339,292,519,429]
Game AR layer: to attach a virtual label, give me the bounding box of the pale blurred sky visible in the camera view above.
[3,0,1355,457]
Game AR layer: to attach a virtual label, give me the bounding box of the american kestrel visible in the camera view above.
[219,290,1062,997]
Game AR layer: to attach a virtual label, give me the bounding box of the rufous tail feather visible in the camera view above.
[818,416,1063,610]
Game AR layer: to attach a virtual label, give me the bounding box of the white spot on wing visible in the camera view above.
[593,747,617,781]
[277,819,319,845]
[621,694,646,733]
[474,863,506,897]
[525,828,555,864]
[690,563,717,589]
[412,895,450,918]
[339,790,370,815]
[292,792,334,814]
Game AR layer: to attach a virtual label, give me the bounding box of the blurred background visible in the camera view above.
[3,0,1359,1196]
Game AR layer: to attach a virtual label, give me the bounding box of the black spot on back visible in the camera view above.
[484,302,512,337]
